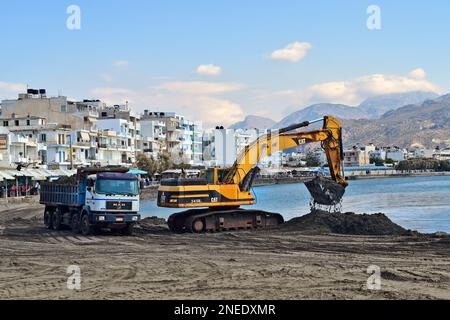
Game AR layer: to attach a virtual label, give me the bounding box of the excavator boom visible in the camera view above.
[224,116,347,203]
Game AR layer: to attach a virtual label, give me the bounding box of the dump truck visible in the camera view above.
[40,167,141,235]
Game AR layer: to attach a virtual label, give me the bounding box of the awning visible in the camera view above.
[6,170,26,177]
[60,169,75,176]
[128,169,147,175]
[0,171,15,180]
[79,132,91,142]
[19,169,35,177]
[23,169,48,180]
[48,169,67,177]
[27,141,38,148]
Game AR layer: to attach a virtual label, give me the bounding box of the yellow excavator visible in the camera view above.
[158,116,348,233]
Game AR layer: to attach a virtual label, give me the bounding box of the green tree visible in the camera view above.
[137,153,193,178]
[384,158,396,165]
[305,152,321,167]
[370,157,385,166]
[136,153,159,177]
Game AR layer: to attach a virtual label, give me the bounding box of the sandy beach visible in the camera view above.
[0,203,449,300]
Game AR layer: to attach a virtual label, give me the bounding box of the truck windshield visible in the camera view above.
[96,179,139,196]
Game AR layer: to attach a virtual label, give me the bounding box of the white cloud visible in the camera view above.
[195,64,223,76]
[113,60,129,67]
[270,42,312,63]
[276,69,441,108]
[91,81,244,127]
[91,87,135,105]
[408,68,427,80]
[155,81,244,95]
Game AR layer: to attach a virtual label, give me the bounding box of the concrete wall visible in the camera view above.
[1,97,89,130]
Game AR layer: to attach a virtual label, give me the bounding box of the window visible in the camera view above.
[26,120,30,126]
[58,134,65,145]
[61,104,67,112]
[40,134,47,142]
[15,120,19,126]
[96,178,139,196]
[3,121,8,127]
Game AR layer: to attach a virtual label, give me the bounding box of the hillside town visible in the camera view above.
[1,89,450,183]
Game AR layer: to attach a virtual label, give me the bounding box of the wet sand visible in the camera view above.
[0,204,449,300]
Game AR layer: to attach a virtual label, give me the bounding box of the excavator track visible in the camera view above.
[167,208,284,233]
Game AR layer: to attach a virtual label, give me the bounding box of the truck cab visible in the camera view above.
[83,172,140,229]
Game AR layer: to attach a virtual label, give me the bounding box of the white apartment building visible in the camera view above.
[140,115,166,160]
[206,128,282,168]
[412,148,435,159]
[385,147,407,162]
[0,127,41,167]
[141,111,203,166]
[434,148,450,160]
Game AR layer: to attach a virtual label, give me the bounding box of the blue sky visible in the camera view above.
[1,0,449,126]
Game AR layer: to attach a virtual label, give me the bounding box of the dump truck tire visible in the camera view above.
[80,214,93,236]
[71,214,81,234]
[44,210,53,230]
[52,209,63,231]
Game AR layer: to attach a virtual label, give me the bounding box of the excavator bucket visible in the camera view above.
[304,176,346,206]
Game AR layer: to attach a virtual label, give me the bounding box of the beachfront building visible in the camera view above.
[206,127,282,168]
[140,111,203,166]
[385,147,407,162]
[344,146,372,167]
[97,104,142,156]
[411,148,435,159]
[0,127,41,167]
[140,114,166,160]
[434,147,450,160]
[1,89,101,131]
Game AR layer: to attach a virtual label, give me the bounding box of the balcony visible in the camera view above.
[167,125,182,132]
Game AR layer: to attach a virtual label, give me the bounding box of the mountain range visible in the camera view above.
[229,91,450,148]
[343,95,450,148]
[229,115,276,130]
[359,91,439,118]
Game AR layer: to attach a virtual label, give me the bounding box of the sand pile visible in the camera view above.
[139,216,167,227]
[54,175,78,185]
[284,210,411,236]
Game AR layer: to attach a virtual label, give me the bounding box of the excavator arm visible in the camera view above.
[224,116,348,204]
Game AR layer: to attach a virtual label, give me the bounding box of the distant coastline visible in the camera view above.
[253,171,450,187]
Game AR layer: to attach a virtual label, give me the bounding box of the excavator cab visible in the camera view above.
[200,167,230,185]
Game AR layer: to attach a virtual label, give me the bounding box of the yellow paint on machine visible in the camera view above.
[161,200,255,209]
[171,194,210,199]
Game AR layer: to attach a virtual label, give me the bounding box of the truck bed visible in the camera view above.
[40,183,85,207]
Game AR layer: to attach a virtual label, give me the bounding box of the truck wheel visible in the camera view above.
[71,214,81,234]
[80,215,93,236]
[120,224,134,236]
[52,209,63,231]
[44,210,53,230]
